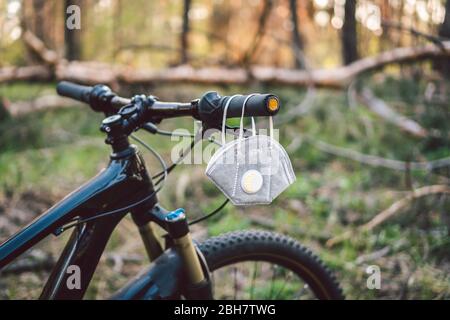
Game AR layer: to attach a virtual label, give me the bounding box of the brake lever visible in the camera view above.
[224,125,254,138]
[201,121,253,135]
[142,122,158,134]
[200,123,253,148]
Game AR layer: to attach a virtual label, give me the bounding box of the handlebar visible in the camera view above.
[57,81,92,104]
[57,81,131,113]
[56,81,280,125]
[196,91,279,124]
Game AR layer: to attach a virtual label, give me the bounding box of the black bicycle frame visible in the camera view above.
[0,82,226,300]
[0,146,167,299]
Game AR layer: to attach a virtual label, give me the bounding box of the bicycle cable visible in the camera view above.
[131,133,168,184]
[137,125,230,225]
[188,199,229,225]
[55,188,160,234]
[55,134,169,234]
[56,124,228,234]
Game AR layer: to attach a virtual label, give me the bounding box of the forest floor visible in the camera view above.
[0,77,449,299]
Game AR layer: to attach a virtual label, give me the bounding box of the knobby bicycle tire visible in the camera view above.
[198,230,344,300]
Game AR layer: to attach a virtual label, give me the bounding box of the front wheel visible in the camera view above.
[198,230,344,300]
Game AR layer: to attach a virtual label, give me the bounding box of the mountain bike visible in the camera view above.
[0,81,343,300]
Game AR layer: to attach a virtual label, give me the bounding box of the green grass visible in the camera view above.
[0,79,449,299]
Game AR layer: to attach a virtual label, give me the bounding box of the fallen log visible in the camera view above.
[0,65,52,83]
[55,61,121,88]
[3,95,83,116]
[1,31,449,88]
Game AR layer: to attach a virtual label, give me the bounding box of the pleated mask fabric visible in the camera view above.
[205,94,296,206]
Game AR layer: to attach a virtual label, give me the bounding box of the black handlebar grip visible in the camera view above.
[197,91,280,124]
[56,81,93,104]
[222,94,279,118]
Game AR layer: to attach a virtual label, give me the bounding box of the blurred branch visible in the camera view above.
[303,135,450,171]
[381,20,449,51]
[23,30,60,65]
[326,185,450,247]
[361,185,450,231]
[355,246,390,265]
[3,30,450,88]
[357,87,428,138]
[3,95,83,117]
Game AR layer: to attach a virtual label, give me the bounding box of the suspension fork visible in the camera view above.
[165,209,210,295]
[131,206,164,262]
[137,222,164,261]
[132,205,212,299]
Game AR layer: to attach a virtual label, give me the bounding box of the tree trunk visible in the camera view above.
[64,0,82,61]
[341,0,358,65]
[379,0,391,52]
[112,0,123,61]
[289,0,304,69]
[438,0,450,77]
[180,0,191,64]
[209,1,232,65]
[240,0,274,66]
[32,0,46,40]
[21,0,48,64]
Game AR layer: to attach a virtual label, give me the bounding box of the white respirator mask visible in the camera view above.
[205,94,296,206]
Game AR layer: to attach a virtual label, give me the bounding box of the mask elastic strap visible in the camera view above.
[251,116,273,139]
[221,95,242,145]
[250,114,273,139]
[239,94,258,140]
[251,118,256,137]
[269,116,274,140]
